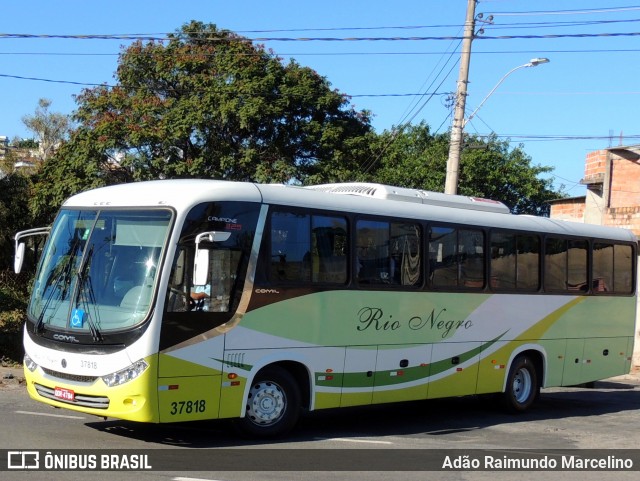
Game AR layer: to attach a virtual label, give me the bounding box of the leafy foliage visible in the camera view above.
[65,21,372,186]
[22,98,72,162]
[0,284,27,363]
[367,122,563,214]
[0,174,32,269]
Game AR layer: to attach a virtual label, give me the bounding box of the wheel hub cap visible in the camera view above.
[247,381,286,425]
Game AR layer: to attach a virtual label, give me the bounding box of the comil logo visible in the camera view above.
[7,451,39,469]
[254,288,280,294]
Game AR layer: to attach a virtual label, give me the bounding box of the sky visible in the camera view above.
[1,0,640,197]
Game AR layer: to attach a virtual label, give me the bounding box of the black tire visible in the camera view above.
[233,366,301,438]
[501,355,539,413]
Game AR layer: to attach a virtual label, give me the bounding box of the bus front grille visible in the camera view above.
[34,383,110,410]
[41,367,98,384]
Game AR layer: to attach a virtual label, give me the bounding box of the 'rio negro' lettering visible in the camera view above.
[357,306,473,338]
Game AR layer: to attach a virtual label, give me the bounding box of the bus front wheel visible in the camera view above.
[234,366,301,438]
[501,355,539,413]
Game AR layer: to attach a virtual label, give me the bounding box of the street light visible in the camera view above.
[444,57,550,195]
[464,58,550,127]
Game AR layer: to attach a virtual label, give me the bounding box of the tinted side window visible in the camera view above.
[593,242,613,292]
[491,232,540,291]
[594,242,634,294]
[271,212,310,282]
[544,238,567,291]
[613,244,634,293]
[567,240,588,290]
[271,211,347,284]
[429,225,484,289]
[356,220,421,286]
[545,238,587,292]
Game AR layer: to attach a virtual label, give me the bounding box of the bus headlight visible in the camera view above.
[101,360,149,387]
[24,353,38,372]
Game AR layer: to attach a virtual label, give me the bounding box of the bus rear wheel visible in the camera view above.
[234,366,301,438]
[502,355,539,413]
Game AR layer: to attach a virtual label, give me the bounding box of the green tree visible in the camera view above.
[367,122,563,215]
[22,98,71,163]
[0,173,32,269]
[54,21,371,189]
[29,128,127,224]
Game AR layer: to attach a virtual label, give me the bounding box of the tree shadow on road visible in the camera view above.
[84,379,640,448]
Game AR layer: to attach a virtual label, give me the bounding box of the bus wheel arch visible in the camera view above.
[501,351,542,413]
[234,361,310,438]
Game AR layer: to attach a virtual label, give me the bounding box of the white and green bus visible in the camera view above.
[15,180,637,437]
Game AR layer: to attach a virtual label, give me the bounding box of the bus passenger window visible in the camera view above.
[271,212,310,282]
[517,235,540,290]
[567,240,588,291]
[312,216,347,284]
[545,238,587,292]
[391,223,421,286]
[429,226,457,287]
[613,244,634,293]
[491,232,540,291]
[429,226,483,289]
[544,238,567,291]
[459,229,484,288]
[356,220,421,287]
[593,243,613,292]
[270,210,348,285]
[357,220,390,284]
[594,243,634,294]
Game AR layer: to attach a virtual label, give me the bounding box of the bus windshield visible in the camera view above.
[28,209,173,337]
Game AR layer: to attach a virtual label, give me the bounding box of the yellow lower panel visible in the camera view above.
[340,388,373,407]
[218,376,247,419]
[372,383,428,405]
[25,361,158,423]
[316,391,344,409]
[427,367,479,399]
[158,376,221,422]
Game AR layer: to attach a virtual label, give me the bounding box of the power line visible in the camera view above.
[489,5,640,16]
[3,31,640,42]
[1,14,639,42]
[476,133,640,142]
[0,72,109,87]
[2,47,640,58]
[6,71,638,98]
[0,72,454,98]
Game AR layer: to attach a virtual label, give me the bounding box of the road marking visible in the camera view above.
[315,437,393,445]
[16,410,86,420]
[173,478,225,481]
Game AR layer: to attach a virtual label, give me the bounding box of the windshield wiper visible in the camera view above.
[77,272,103,342]
[73,245,103,343]
[34,270,64,334]
[33,254,75,334]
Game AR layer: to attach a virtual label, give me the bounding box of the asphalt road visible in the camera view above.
[2,367,640,481]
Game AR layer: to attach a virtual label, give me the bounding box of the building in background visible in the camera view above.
[550,145,640,234]
[0,136,8,161]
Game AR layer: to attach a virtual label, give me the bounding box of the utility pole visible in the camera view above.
[445,0,476,195]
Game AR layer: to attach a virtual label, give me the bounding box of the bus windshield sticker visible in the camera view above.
[70,309,85,329]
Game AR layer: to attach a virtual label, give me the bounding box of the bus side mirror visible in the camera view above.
[194,248,210,286]
[193,231,231,286]
[14,226,51,274]
[14,242,25,274]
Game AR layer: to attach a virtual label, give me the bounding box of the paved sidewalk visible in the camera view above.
[605,365,640,385]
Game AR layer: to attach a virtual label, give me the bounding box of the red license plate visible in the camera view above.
[54,387,75,401]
